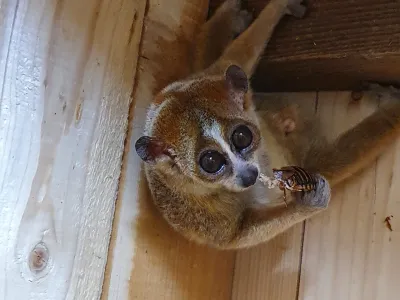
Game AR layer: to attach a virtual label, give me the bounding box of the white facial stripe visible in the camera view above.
[203,121,246,167]
[204,121,230,152]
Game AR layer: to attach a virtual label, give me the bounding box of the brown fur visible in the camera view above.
[135,0,400,249]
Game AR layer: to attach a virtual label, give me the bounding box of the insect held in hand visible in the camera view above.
[272,166,318,206]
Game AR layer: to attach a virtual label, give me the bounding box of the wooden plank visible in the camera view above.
[299,91,400,300]
[102,1,237,299]
[232,226,304,300]
[0,0,143,298]
[231,92,317,300]
[208,0,400,92]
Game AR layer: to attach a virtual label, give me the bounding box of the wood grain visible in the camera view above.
[208,0,400,92]
[102,1,236,299]
[0,0,142,298]
[231,92,317,300]
[232,225,304,300]
[299,91,400,300]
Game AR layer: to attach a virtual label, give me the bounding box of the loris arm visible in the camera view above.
[305,84,400,187]
[227,175,331,249]
[193,0,253,72]
[206,0,306,77]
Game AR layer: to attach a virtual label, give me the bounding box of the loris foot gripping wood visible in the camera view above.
[135,0,400,249]
[209,0,400,92]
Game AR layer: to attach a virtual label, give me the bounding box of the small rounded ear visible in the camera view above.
[225,64,248,93]
[135,136,174,163]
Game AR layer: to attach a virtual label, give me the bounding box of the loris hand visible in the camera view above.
[295,174,331,209]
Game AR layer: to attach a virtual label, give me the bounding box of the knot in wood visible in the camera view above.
[28,242,49,274]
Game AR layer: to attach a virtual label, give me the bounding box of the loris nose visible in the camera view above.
[239,166,259,188]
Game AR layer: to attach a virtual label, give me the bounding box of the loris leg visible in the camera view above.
[304,83,400,187]
[193,0,253,72]
[227,174,331,249]
[207,0,306,77]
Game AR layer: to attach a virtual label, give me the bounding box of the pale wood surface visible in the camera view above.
[0,0,143,298]
[232,225,304,300]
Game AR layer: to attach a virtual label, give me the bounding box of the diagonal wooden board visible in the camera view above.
[0,0,144,298]
[102,1,236,299]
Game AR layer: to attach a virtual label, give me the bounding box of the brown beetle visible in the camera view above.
[272,166,317,206]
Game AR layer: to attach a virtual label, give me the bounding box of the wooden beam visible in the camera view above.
[208,0,400,92]
[0,0,143,298]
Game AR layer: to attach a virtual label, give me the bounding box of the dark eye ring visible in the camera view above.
[199,150,226,174]
[231,125,253,151]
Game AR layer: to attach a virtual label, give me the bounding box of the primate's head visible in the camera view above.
[135,65,262,192]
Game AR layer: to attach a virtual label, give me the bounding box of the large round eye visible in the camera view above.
[199,150,226,174]
[232,125,253,150]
